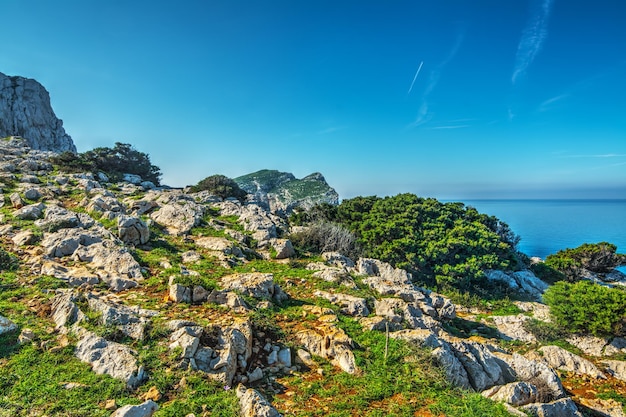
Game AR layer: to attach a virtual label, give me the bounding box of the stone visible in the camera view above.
[566,334,610,357]
[50,291,87,329]
[484,270,548,301]
[169,284,191,303]
[170,332,200,358]
[520,397,583,417]
[538,345,605,379]
[18,328,36,344]
[236,385,282,417]
[192,285,210,303]
[123,174,142,185]
[322,251,355,268]
[118,215,150,245]
[221,273,288,303]
[450,340,508,392]
[296,321,357,374]
[13,202,45,220]
[87,294,156,341]
[603,360,626,381]
[181,251,201,263]
[35,204,83,232]
[150,200,204,235]
[482,381,538,406]
[12,230,36,246]
[74,329,145,389]
[247,367,264,383]
[314,291,369,317]
[269,238,295,259]
[0,315,17,335]
[0,73,76,152]
[10,192,24,208]
[41,228,102,258]
[497,352,566,400]
[579,397,626,417]
[491,314,536,343]
[23,187,42,200]
[110,400,158,417]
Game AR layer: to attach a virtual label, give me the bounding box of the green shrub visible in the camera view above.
[328,194,519,291]
[0,248,18,271]
[189,174,248,201]
[545,242,625,281]
[530,262,565,285]
[51,142,162,185]
[543,280,626,337]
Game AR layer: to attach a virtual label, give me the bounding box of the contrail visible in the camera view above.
[512,0,554,84]
[407,61,423,95]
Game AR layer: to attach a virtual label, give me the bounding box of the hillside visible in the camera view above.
[1,136,626,417]
[234,170,339,214]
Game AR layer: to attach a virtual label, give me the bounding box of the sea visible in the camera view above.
[457,199,626,273]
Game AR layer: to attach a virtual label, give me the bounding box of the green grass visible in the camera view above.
[274,315,515,416]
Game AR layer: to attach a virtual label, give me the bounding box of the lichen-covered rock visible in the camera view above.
[117,215,150,245]
[0,315,17,335]
[50,290,87,329]
[520,397,583,417]
[150,199,204,235]
[13,202,45,220]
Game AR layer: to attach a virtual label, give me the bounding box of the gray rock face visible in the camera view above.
[482,381,538,406]
[603,360,626,382]
[0,72,76,152]
[484,270,548,301]
[221,273,288,303]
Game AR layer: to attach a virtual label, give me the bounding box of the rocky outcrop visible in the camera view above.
[536,345,605,379]
[237,385,282,417]
[0,72,76,152]
[109,400,158,417]
[235,169,339,214]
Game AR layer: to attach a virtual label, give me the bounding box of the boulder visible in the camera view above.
[87,294,157,340]
[13,202,45,220]
[50,291,87,329]
[484,270,548,301]
[0,315,17,335]
[110,400,158,417]
[314,291,369,317]
[74,329,145,389]
[269,238,295,259]
[117,215,150,245]
[12,230,36,246]
[236,385,282,417]
[450,340,509,392]
[603,360,626,382]
[23,187,42,200]
[482,381,538,406]
[520,397,583,417]
[150,200,204,235]
[221,273,288,303]
[537,345,605,379]
[35,204,86,232]
[491,314,536,343]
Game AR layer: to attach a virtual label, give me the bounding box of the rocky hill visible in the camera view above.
[0,72,76,153]
[235,170,339,214]
[1,136,626,417]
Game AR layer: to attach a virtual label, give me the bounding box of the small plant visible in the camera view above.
[0,247,18,271]
[289,221,361,260]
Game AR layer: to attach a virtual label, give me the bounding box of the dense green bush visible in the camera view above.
[545,242,625,281]
[292,194,521,291]
[188,174,248,201]
[51,142,162,185]
[543,280,626,337]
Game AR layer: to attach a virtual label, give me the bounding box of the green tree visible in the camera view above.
[543,280,626,337]
[51,142,162,185]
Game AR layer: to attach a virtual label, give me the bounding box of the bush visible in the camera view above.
[51,142,162,185]
[289,221,361,260]
[334,194,519,291]
[189,175,248,201]
[0,248,18,271]
[545,242,626,282]
[543,280,626,337]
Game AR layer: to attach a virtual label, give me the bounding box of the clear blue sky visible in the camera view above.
[1,0,625,199]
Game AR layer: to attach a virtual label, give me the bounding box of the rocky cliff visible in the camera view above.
[235,169,339,214]
[0,72,76,153]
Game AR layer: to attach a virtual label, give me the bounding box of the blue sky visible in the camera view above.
[1,0,625,199]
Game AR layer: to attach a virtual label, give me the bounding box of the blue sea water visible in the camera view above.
[458,200,626,272]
